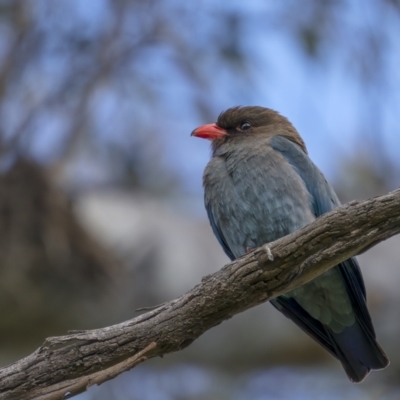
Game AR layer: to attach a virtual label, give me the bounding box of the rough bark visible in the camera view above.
[1,188,400,400]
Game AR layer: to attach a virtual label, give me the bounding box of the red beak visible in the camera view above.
[191,123,227,140]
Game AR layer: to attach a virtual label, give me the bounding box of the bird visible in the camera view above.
[191,106,389,382]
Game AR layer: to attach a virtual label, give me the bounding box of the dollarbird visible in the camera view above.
[191,106,389,382]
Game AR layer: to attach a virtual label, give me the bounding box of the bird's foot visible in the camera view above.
[263,245,274,261]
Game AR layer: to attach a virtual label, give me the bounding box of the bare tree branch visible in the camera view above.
[1,188,400,400]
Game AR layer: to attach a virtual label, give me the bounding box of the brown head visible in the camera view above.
[191,106,307,154]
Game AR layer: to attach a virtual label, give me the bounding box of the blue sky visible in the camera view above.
[3,0,400,201]
[162,32,400,197]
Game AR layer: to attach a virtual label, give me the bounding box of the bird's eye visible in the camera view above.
[239,121,251,131]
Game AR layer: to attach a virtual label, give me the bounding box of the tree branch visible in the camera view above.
[1,188,400,400]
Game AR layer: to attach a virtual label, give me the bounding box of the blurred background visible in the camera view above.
[0,0,400,399]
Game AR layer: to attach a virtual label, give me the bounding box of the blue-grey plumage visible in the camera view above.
[191,106,389,382]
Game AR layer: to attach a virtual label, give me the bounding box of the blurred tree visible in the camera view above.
[0,160,120,361]
[0,0,398,191]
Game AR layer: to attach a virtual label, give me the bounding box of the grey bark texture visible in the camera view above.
[1,188,400,400]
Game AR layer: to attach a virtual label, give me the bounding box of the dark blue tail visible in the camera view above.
[271,294,389,382]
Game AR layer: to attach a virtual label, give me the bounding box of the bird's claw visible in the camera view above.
[264,245,274,261]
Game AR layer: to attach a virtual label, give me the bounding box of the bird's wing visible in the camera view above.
[270,136,387,381]
[206,203,235,261]
[270,135,367,301]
